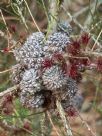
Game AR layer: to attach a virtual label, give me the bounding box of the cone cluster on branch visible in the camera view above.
[11,22,83,114]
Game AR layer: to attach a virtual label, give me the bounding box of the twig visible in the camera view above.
[61,5,86,31]
[56,100,73,136]
[0,120,21,131]
[84,0,97,27]
[11,1,28,30]
[0,30,17,47]
[76,109,96,136]
[63,53,90,61]
[0,30,22,51]
[89,20,102,32]
[73,6,89,18]
[0,85,19,98]
[23,0,41,32]
[47,111,61,136]
[0,9,11,48]
[91,29,102,51]
[0,9,10,35]
[0,68,12,74]
[0,64,21,74]
[0,16,19,20]
[40,113,46,136]
[82,51,102,57]
[61,5,102,49]
[47,0,58,36]
[0,120,33,135]
[41,0,49,22]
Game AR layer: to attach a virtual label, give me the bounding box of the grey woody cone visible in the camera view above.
[20,91,45,108]
[13,32,45,68]
[10,64,25,84]
[42,65,67,90]
[61,93,83,110]
[44,32,70,54]
[20,68,41,94]
[11,23,83,111]
[66,78,78,99]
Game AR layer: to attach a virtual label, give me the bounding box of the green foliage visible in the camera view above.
[0,22,6,30]
[14,99,30,119]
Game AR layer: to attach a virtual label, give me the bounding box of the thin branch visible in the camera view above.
[56,100,73,136]
[89,20,102,32]
[82,51,102,57]
[0,68,12,74]
[0,16,19,20]
[0,30,17,47]
[0,9,10,35]
[0,120,21,131]
[0,120,33,135]
[61,5,102,49]
[41,0,49,22]
[0,85,19,98]
[0,9,13,49]
[73,6,89,18]
[47,0,58,36]
[23,0,41,32]
[40,113,46,136]
[47,111,61,136]
[91,29,102,51]
[0,64,21,74]
[77,109,96,136]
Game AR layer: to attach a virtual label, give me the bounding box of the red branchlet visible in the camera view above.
[80,58,89,66]
[10,24,16,33]
[69,58,79,66]
[23,120,32,131]
[67,40,80,55]
[2,94,13,106]
[69,65,78,78]
[80,32,90,45]
[66,107,77,117]
[2,103,14,115]
[69,64,82,82]
[3,47,10,53]
[61,62,68,74]
[75,73,82,83]
[69,58,89,73]
[70,57,89,66]
[52,52,68,73]
[42,58,53,69]
[1,94,14,115]
[52,52,64,62]
[96,57,102,72]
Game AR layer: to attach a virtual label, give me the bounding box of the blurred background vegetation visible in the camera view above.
[0,0,102,136]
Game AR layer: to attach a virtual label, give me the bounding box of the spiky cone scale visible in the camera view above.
[10,64,25,84]
[19,68,44,109]
[44,32,70,56]
[20,68,41,94]
[13,32,45,68]
[20,89,53,109]
[57,77,79,102]
[42,65,67,91]
[65,78,78,99]
[20,91,45,109]
[72,93,83,109]
[61,93,83,116]
[62,93,83,110]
